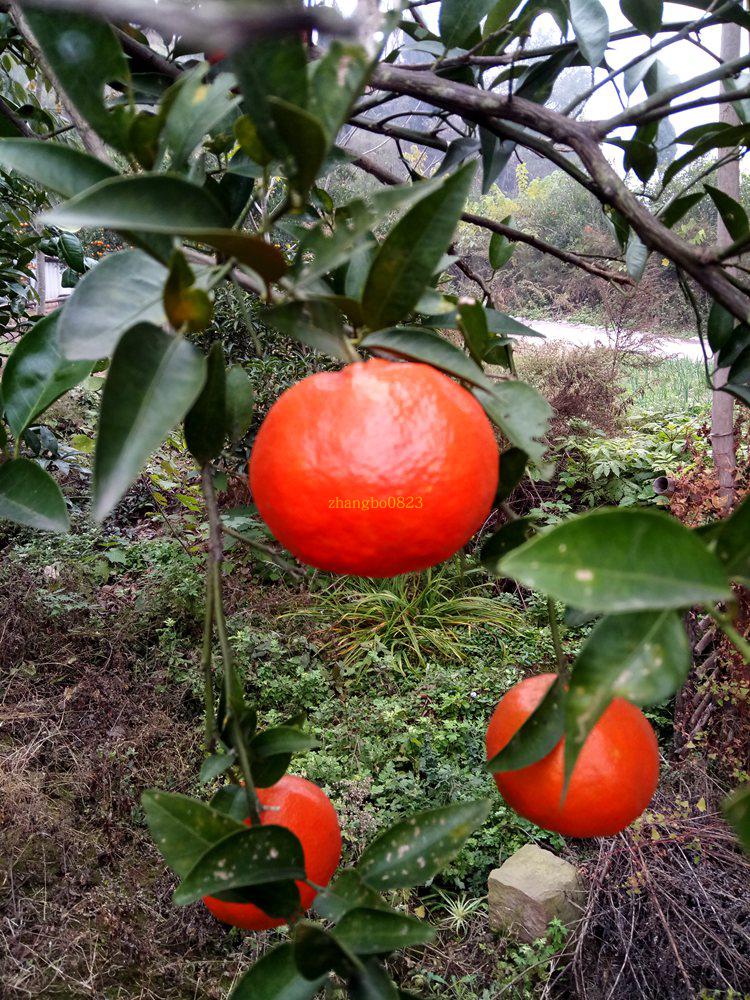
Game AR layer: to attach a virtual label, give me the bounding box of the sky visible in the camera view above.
[337,1,742,143]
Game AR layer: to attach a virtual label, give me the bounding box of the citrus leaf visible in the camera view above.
[496,447,528,502]
[0,138,117,198]
[163,251,213,333]
[439,0,496,46]
[58,250,168,361]
[569,0,609,66]
[184,341,226,465]
[158,67,239,171]
[361,163,476,330]
[349,959,400,1000]
[358,799,492,891]
[564,611,690,783]
[360,327,492,389]
[294,922,359,980]
[620,0,662,36]
[705,183,750,241]
[489,231,515,269]
[472,381,551,468]
[267,301,353,361]
[315,871,391,923]
[335,907,435,955]
[225,366,254,444]
[0,458,69,533]
[481,516,537,567]
[229,943,327,1000]
[269,97,328,198]
[23,9,131,152]
[486,673,565,773]
[173,826,305,905]
[498,508,732,612]
[93,323,206,520]
[141,790,245,879]
[714,492,750,584]
[2,312,91,436]
[41,173,228,231]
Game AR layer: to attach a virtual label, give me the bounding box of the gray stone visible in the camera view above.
[488,844,585,943]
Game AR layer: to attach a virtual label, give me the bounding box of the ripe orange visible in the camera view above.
[202,774,341,930]
[486,674,659,838]
[249,359,499,577]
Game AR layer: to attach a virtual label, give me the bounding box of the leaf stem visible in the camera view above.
[706,606,750,663]
[547,596,566,674]
[201,571,216,749]
[201,464,262,825]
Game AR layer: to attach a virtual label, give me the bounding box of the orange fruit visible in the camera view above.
[249,359,498,577]
[486,673,659,838]
[202,774,341,930]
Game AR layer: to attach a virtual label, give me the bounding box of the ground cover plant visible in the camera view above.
[0,1,750,998]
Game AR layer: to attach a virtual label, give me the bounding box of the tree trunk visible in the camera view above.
[711,20,742,510]
[34,251,47,315]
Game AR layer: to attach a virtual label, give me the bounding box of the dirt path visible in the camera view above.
[519,317,705,362]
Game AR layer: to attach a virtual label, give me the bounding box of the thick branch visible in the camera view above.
[370,63,750,323]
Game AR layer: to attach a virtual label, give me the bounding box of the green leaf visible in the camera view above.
[479,129,515,194]
[486,674,565,773]
[498,507,732,612]
[309,42,371,141]
[361,164,476,330]
[358,799,492,891]
[267,301,353,362]
[489,230,515,270]
[173,825,305,905]
[714,492,750,584]
[294,922,358,980]
[0,138,117,198]
[23,9,131,152]
[159,67,239,171]
[0,458,69,533]
[58,250,168,361]
[269,98,328,199]
[659,192,705,229]
[2,312,90,436]
[163,252,213,333]
[707,301,735,354]
[724,784,750,854]
[457,299,490,364]
[184,342,226,465]
[58,232,86,273]
[484,309,544,338]
[625,231,649,281]
[251,726,320,759]
[225,366,254,445]
[360,327,492,389]
[472,382,551,468]
[620,0,662,36]
[335,908,435,955]
[481,516,537,565]
[349,959,400,1000]
[569,0,609,66]
[93,323,207,520]
[199,751,236,784]
[496,446,528,502]
[564,611,690,782]
[141,789,244,879]
[315,871,391,923]
[210,784,248,822]
[41,173,228,231]
[439,0,497,47]
[705,183,750,241]
[232,35,309,158]
[230,943,327,1000]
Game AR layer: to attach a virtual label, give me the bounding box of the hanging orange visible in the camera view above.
[202,774,341,930]
[486,674,659,837]
[249,359,498,577]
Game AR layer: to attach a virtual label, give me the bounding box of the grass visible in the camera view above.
[622,357,710,410]
[289,561,525,675]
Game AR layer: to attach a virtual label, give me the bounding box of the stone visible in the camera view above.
[488,843,585,943]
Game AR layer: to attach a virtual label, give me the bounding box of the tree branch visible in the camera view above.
[352,153,632,286]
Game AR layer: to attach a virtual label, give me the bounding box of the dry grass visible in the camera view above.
[0,561,270,999]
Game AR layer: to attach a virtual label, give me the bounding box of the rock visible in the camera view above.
[488,843,584,943]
